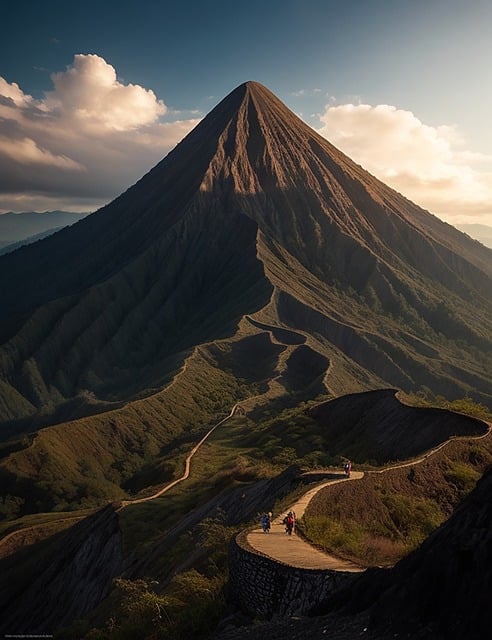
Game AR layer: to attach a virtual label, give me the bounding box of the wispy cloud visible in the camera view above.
[316,103,492,224]
[291,88,322,97]
[0,54,199,212]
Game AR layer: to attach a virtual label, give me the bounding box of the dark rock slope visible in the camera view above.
[308,388,488,462]
[0,505,124,635]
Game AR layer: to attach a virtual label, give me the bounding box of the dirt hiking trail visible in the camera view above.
[247,471,365,572]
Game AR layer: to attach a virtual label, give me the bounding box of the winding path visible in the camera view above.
[0,404,240,553]
[245,421,491,572]
[247,472,365,572]
[117,404,239,510]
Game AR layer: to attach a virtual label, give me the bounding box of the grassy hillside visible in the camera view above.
[0,388,490,638]
[0,343,262,518]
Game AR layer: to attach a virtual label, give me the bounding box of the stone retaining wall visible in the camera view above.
[228,530,358,619]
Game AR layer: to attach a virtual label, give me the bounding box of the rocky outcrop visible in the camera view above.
[0,505,125,635]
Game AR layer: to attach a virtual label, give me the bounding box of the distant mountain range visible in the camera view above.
[0,211,89,255]
[456,223,492,249]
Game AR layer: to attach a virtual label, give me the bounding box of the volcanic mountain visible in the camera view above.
[0,80,491,440]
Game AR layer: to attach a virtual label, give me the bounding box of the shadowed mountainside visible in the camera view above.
[0,505,124,635]
[306,465,492,640]
[366,465,492,639]
[308,388,488,462]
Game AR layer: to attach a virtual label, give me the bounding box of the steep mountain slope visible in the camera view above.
[0,81,491,440]
[0,505,124,635]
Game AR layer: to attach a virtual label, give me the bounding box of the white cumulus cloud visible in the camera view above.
[47,54,166,131]
[0,54,199,213]
[317,103,492,225]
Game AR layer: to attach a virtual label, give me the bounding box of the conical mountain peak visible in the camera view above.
[195,79,341,197]
[0,80,490,437]
[213,80,285,111]
[232,80,291,112]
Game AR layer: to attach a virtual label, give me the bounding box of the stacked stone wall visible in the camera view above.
[228,530,357,619]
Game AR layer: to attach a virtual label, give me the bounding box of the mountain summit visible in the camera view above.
[0,81,491,434]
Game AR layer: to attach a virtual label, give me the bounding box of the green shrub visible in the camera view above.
[79,572,226,640]
[300,516,364,559]
[301,492,446,564]
[444,397,491,420]
[382,494,444,548]
[445,461,480,497]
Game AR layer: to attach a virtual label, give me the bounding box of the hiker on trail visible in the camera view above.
[261,512,271,533]
[344,460,352,478]
[283,511,295,535]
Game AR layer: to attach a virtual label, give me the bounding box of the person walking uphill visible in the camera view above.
[261,512,271,533]
[283,511,295,535]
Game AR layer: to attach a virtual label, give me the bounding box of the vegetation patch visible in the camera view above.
[64,515,237,640]
[300,426,492,566]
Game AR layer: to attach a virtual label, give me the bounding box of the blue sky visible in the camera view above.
[1,0,491,226]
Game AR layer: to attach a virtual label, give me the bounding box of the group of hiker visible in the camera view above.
[260,461,352,535]
[260,510,296,535]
